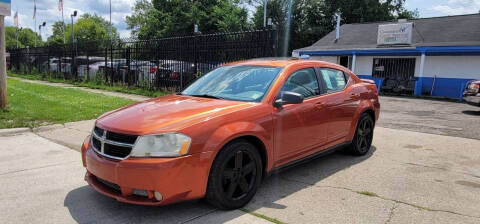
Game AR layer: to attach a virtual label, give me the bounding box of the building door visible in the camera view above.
[372,58,416,79]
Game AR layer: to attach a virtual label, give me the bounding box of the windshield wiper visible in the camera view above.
[188,94,224,100]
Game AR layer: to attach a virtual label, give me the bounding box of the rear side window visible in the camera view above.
[319,68,347,93]
[280,68,320,98]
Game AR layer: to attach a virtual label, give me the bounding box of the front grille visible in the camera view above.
[92,137,101,150]
[104,144,132,158]
[106,131,137,144]
[91,126,138,160]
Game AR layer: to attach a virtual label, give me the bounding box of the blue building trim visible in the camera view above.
[297,46,480,100]
[296,46,480,56]
[357,75,473,100]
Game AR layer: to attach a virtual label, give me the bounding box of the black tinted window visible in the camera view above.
[281,68,320,98]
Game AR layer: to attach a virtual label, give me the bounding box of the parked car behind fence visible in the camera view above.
[8,29,279,91]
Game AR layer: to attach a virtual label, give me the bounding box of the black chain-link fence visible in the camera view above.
[9,29,278,92]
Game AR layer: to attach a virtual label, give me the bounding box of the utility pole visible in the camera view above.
[38,22,45,47]
[0,0,10,109]
[263,0,267,27]
[0,15,7,108]
[16,27,21,48]
[110,0,112,40]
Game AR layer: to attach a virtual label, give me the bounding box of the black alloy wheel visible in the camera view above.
[206,140,262,210]
[349,113,374,156]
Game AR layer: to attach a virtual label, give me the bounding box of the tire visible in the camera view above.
[348,113,374,156]
[205,140,263,210]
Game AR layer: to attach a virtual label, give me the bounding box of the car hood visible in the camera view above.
[96,94,256,135]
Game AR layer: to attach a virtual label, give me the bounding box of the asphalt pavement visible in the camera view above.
[1,124,479,223]
[1,93,480,223]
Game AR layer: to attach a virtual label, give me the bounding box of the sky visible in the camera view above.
[4,0,480,40]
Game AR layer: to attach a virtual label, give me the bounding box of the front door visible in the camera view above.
[274,68,328,165]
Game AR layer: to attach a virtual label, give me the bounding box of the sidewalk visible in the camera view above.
[2,126,480,223]
[8,76,152,102]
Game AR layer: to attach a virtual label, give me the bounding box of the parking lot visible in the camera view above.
[1,96,480,223]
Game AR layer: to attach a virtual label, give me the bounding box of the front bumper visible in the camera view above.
[463,94,480,106]
[81,137,214,206]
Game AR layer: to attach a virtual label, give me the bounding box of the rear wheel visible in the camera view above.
[348,113,374,156]
[206,140,262,210]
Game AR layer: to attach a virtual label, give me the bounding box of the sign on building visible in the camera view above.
[377,22,413,45]
[0,0,10,16]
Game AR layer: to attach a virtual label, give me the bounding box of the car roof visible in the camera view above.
[225,57,341,68]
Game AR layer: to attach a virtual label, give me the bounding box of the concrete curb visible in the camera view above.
[0,127,31,136]
[32,124,64,133]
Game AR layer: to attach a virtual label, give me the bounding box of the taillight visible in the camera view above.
[470,83,479,93]
[150,66,156,74]
[169,72,179,79]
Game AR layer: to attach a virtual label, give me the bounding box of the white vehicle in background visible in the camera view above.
[119,60,157,85]
[77,57,105,78]
[39,58,58,72]
[59,58,72,73]
[80,61,106,78]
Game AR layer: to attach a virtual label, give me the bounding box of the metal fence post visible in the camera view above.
[104,47,108,84]
[86,50,89,82]
[47,49,50,77]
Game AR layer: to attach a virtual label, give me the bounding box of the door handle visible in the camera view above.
[350,93,360,97]
[314,102,325,109]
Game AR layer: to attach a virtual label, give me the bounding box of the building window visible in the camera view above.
[339,56,352,69]
[372,58,416,79]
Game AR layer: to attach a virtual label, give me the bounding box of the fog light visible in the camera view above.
[154,191,163,201]
[132,189,148,197]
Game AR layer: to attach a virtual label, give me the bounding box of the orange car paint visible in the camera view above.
[82,59,380,205]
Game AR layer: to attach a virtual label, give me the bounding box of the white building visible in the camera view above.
[293,14,480,99]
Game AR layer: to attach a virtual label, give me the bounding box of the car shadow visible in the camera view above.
[462,110,480,116]
[64,146,375,223]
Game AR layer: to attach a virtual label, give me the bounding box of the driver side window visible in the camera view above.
[280,68,320,98]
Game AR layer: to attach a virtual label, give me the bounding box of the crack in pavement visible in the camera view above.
[0,161,78,176]
[385,202,398,224]
[278,176,480,220]
[179,208,218,223]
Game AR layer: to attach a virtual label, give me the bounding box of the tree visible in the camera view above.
[46,21,66,46]
[252,0,419,55]
[47,13,119,46]
[126,0,250,40]
[5,26,42,50]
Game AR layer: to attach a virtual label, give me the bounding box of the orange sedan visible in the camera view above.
[81,58,380,209]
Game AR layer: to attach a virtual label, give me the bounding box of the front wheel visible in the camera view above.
[205,140,263,210]
[348,113,374,156]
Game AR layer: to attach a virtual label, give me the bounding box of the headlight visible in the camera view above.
[131,133,192,157]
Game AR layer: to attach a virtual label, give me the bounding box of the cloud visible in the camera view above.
[432,0,480,15]
[6,0,135,39]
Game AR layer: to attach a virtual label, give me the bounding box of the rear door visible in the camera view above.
[317,68,358,142]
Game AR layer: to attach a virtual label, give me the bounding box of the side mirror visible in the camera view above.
[274,91,304,107]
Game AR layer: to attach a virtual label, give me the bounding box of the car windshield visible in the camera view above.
[181,65,282,102]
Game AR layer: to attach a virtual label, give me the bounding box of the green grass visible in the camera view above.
[355,191,378,197]
[0,78,136,129]
[239,208,286,224]
[7,72,168,98]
